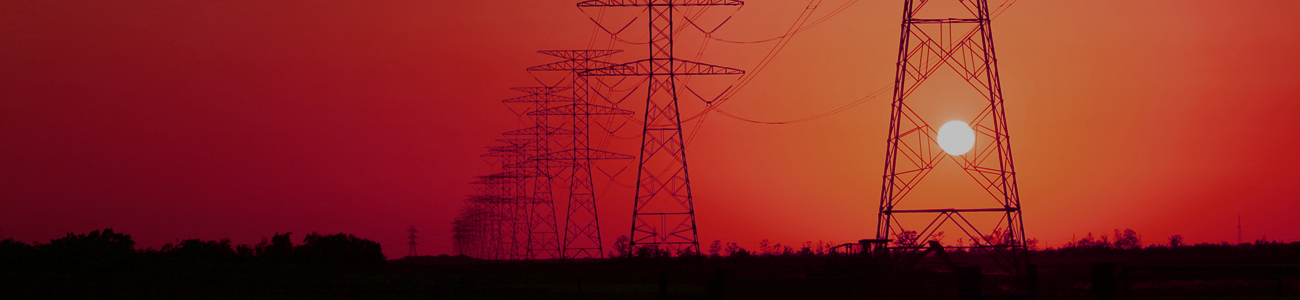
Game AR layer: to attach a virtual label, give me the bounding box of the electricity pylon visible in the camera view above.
[579,0,744,255]
[407,226,418,257]
[876,0,1028,277]
[503,87,575,259]
[528,50,634,259]
[478,138,534,259]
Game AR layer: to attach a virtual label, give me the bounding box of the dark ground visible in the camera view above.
[5,231,1300,299]
[376,249,1300,300]
[6,250,1299,299]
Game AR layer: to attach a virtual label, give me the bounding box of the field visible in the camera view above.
[5,233,1299,299]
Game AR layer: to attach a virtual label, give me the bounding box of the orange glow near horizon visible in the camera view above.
[1,1,1299,259]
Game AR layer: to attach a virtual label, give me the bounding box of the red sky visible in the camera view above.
[2,0,1299,259]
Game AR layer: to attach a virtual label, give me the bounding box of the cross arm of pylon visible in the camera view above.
[538,50,623,60]
[488,144,542,152]
[578,0,742,7]
[910,18,982,24]
[470,178,514,185]
[467,195,514,205]
[510,86,571,95]
[505,159,576,169]
[580,59,743,76]
[496,138,536,145]
[534,148,634,161]
[527,104,634,116]
[513,195,550,205]
[481,149,524,158]
[527,59,618,72]
[483,171,538,179]
[503,126,576,136]
[502,93,576,103]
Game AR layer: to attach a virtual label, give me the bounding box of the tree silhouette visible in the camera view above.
[0,238,36,268]
[633,244,670,258]
[159,238,238,264]
[928,231,945,244]
[1064,232,1112,250]
[41,228,135,269]
[708,240,722,258]
[1061,229,1143,251]
[798,241,814,256]
[897,230,920,247]
[731,248,751,259]
[612,235,631,258]
[295,232,385,264]
[255,232,294,261]
[1113,229,1142,250]
[724,242,741,257]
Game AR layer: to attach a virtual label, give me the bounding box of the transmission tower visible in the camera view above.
[579,0,744,255]
[497,138,542,260]
[876,0,1028,276]
[407,225,418,257]
[451,209,472,256]
[528,50,634,259]
[502,86,577,259]
[476,139,535,260]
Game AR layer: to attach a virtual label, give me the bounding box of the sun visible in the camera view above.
[937,120,975,156]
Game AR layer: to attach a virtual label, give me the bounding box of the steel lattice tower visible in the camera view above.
[407,226,418,257]
[478,139,534,259]
[579,0,744,255]
[528,50,634,259]
[876,0,1028,276]
[503,87,575,259]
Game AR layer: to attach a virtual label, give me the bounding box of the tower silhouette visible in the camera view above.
[528,50,634,259]
[476,140,535,259]
[503,86,575,259]
[407,226,418,257]
[579,0,745,255]
[876,0,1028,276]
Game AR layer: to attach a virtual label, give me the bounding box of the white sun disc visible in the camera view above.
[937,120,975,155]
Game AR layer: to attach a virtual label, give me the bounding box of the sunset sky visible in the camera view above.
[3,0,1299,259]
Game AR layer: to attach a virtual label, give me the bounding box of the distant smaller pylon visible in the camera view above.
[407,225,418,257]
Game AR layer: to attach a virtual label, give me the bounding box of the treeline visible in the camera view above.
[609,235,850,260]
[604,229,1300,260]
[1046,228,1300,257]
[0,228,385,270]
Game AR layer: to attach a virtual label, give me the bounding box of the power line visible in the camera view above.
[684,0,822,123]
[682,0,824,147]
[698,0,860,44]
[704,0,1017,125]
[712,85,889,125]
